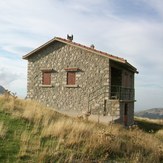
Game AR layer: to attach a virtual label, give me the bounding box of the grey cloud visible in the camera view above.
[0,68,20,86]
[0,0,163,110]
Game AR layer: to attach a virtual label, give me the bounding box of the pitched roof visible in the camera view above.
[22,37,138,73]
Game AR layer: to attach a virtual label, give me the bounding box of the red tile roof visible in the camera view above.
[23,37,138,73]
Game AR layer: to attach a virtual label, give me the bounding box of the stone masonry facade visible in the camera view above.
[24,37,137,126]
[27,42,110,113]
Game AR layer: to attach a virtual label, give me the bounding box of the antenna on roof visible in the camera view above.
[67,34,73,41]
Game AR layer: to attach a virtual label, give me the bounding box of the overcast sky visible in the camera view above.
[0,0,163,111]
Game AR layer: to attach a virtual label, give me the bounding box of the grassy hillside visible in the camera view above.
[0,96,163,163]
[135,108,163,119]
[135,117,163,133]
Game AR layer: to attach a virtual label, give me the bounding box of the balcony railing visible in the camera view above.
[110,85,135,101]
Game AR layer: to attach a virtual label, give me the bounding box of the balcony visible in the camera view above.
[110,85,135,101]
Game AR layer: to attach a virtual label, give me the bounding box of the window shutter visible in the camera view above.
[67,72,76,85]
[43,72,51,85]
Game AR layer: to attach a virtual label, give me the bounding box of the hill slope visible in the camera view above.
[0,95,163,162]
[0,85,5,94]
[135,108,163,119]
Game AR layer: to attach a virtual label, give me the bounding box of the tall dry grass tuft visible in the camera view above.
[0,95,163,162]
[18,131,31,158]
[18,130,41,159]
[0,122,8,139]
[1,97,15,112]
[41,118,94,139]
[155,129,163,140]
[66,120,95,146]
[21,100,45,124]
[37,148,49,163]
[0,95,60,125]
[18,99,61,126]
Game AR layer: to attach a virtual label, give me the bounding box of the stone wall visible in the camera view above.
[26,41,135,125]
[27,42,110,113]
[107,100,120,116]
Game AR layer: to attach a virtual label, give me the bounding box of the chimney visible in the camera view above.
[90,44,95,49]
[67,34,73,41]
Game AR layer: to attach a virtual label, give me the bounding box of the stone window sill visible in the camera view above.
[41,68,54,72]
[40,84,53,88]
[65,85,79,88]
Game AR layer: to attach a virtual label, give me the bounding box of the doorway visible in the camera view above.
[124,103,128,126]
[110,67,122,99]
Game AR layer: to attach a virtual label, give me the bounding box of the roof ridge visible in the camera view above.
[22,36,138,73]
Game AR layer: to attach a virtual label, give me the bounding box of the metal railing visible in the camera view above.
[88,85,135,112]
[110,85,135,101]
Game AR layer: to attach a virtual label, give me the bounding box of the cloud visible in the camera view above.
[0,68,19,85]
[0,0,163,110]
[142,0,163,18]
[0,56,27,96]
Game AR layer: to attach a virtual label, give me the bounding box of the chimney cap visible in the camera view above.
[90,44,95,49]
[67,34,73,41]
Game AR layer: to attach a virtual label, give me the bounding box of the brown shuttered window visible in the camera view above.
[67,72,76,85]
[42,72,51,85]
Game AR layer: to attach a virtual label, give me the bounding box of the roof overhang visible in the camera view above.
[22,37,138,73]
[125,61,139,74]
[22,38,57,59]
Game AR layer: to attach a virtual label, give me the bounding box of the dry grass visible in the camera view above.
[135,116,163,125]
[156,129,163,136]
[18,130,41,159]
[18,131,31,158]
[0,122,7,139]
[0,95,61,125]
[155,129,163,140]
[0,95,163,162]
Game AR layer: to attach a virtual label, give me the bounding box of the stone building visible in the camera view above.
[23,35,138,126]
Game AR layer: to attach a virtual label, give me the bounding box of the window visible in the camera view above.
[65,67,79,87]
[42,71,51,85]
[67,71,76,85]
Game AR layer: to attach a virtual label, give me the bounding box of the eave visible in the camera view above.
[22,37,138,73]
